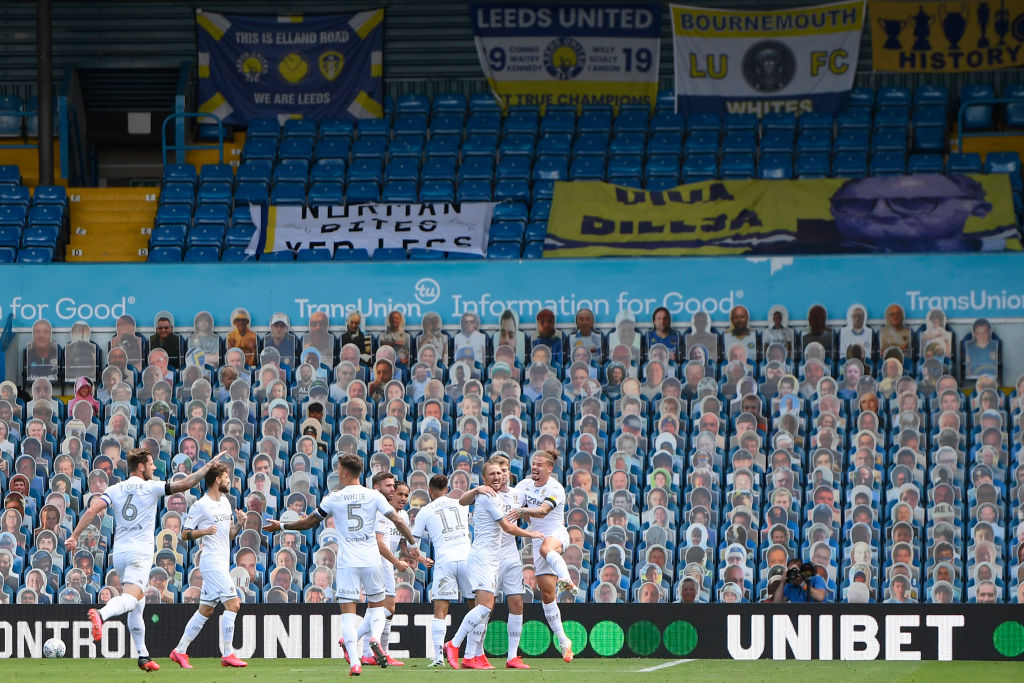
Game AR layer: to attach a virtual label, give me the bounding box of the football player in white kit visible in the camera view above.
[458,452,531,669]
[444,461,543,670]
[65,448,215,672]
[170,462,248,668]
[413,473,472,667]
[512,449,579,662]
[263,453,419,677]
[356,472,417,666]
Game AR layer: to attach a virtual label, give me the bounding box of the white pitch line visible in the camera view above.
[639,658,694,673]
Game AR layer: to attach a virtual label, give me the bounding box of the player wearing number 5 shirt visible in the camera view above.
[65,448,215,673]
[263,453,420,677]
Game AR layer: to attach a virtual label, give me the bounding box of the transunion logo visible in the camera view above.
[414,278,440,305]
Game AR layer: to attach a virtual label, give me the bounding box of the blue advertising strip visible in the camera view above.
[2,254,1023,329]
[196,9,384,125]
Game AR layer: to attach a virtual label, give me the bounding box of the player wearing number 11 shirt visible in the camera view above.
[65,448,215,673]
[263,453,419,677]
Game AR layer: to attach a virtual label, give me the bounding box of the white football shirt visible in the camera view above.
[470,493,506,556]
[411,496,471,564]
[498,488,525,558]
[515,476,566,536]
[183,494,234,573]
[100,476,166,556]
[317,484,392,568]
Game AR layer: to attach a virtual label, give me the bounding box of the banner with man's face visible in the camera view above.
[544,174,1020,257]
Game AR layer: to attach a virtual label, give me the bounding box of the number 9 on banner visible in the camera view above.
[488,47,506,71]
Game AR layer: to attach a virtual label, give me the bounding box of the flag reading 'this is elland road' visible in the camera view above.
[671,1,865,117]
[196,9,384,125]
[469,2,662,112]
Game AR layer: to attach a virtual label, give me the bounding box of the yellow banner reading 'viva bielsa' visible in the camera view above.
[870,0,1024,72]
[544,175,1021,257]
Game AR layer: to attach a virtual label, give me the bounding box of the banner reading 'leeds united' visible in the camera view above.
[671,1,864,117]
[469,2,662,112]
[196,9,384,125]
[870,0,1024,72]
[545,175,1021,257]
[245,203,495,256]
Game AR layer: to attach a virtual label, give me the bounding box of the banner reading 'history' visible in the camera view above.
[671,1,865,117]
[469,2,662,112]
[870,0,1024,72]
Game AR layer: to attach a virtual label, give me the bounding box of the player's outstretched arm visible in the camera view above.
[498,516,545,540]
[458,484,497,506]
[230,510,245,541]
[64,496,108,553]
[377,533,409,572]
[181,525,218,542]
[167,458,216,494]
[263,511,323,533]
[385,510,420,559]
[515,500,555,520]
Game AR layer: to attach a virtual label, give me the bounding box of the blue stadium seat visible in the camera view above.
[648,132,682,156]
[795,152,830,178]
[533,156,568,183]
[159,183,195,207]
[163,163,198,187]
[834,128,870,153]
[869,151,906,175]
[907,153,944,173]
[154,204,191,228]
[242,138,277,163]
[833,151,868,177]
[313,138,351,161]
[27,204,63,229]
[578,109,613,133]
[409,247,445,260]
[799,112,833,131]
[221,246,253,262]
[418,180,455,203]
[496,156,531,181]
[0,246,16,262]
[433,93,468,113]
[225,223,256,247]
[149,223,187,248]
[0,225,21,248]
[184,245,222,262]
[247,118,280,139]
[425,134,461,159]
[395,93,431,115]
[236,160,273,187]
[356,118,390,138]
[0,95,23,137]
[381,180,418,202]
[608,155,643,181]
[572,133,609,159]
[723,113,758,133]
[493,201,528,223]
[334,248,370,260]
[877,85,911,108]
[385,157,420,182]
[390,137,424,161]
[0,165,22,185]
[430,113,465,137]
[1004,83,1024,129]
[462,133,498,159]
[200,163,234,185]
[488,220,525,244]
[394,113,428,137]
[540,111,575,136]
[758,152,793,179]
[345,180,381,203]
[570,157,605,180]
[961,84,995,131]
[947,152,983,174]
[682,153,717,181]
[650,112,685,134]
[486,242,521,259]
[722,130,756,153]
[282,119,317,139]
[760,130,795,154]
[656,89,675,112]
[529,200,550,222]
[147,246,182,262]
[187,224,225,248]
[469,93,501,113]
[296,248,332,261]
[320,119,355,138]
[349,158,384,183]
[234,182,269,206]
[912,125,945,153]
[848,86,875,109]
[306,181,344,206]
[836,108,872,132]
[721,153,755,179]
[504,108,539,135]
[874,106,910,131]
[685,131,719,154]
[458,157,494,182]
[870,130,907,153]
[466,112,501,136]
[523,241,545,259]
[373,247,407,260]
[614,111,648,134]
[609,132,646,156]
[259,249,295,262]
[352,137,387,159]
[456,179,492,201]
[279,138,314,161]
[196,181,232,206]
[762,112,797,132]
[20,225,59,248]
[796,129,832,154]
[270,184,306,205]
[687,113,722,132]
[310,159,347,183]
[498,134,535,158]
[914,84,949,109]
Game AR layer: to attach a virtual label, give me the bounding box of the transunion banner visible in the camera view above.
[671,1,865,117]
[545,174,1020,257]
[870,0,1024,72]
[244,203,495,257]
[469,2,662,112]
[196,9,384,125]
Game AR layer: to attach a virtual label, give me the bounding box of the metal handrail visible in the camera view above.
[161,111,224,166]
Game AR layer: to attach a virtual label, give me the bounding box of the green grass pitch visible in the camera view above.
[14,658,1024,681]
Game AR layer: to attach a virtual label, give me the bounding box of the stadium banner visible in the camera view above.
[545,174,1021,257]
[2,252,1024,330]
[671,1,865,117]
[2,604,1023,660]
[195,9,384,125]
[468,2,662,112]
[244,202,495,257]
[869,0,1024,72]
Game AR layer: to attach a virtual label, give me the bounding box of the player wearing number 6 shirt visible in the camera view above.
[170,462,248,669]
[413,473,473,667]
[263,453,420,677]
[444,461,543,670]
[512,449,578,662]
[65,448,215,673]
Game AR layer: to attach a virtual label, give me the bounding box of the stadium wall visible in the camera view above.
[1,603,1023,661]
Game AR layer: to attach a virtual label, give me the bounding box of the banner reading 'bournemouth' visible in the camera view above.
[671,1,865,117]
[469,2,662,112]
[545,174,1020,257]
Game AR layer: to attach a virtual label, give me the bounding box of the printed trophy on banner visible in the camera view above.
[910,5,935,50]
[994,0,1010,45]
[939,3,968,50]
[879,16,908,49]
[977,2,991,47]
